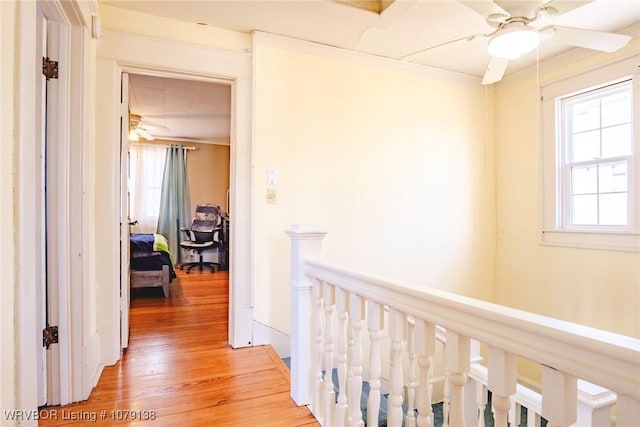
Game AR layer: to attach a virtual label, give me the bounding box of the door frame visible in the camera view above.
[120,72,131,350]
[96,30,254,365]
[11,0,99,412]
[37,0,99,406]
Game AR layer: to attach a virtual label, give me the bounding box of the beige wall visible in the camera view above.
[493,43,640,348]
[253,42,497,335]
[187,143,230,216]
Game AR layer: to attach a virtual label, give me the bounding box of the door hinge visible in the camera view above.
[42,325,59,349]
[42,57,58,80]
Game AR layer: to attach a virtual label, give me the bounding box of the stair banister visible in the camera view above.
[287,225,640,426]
[301,258,639,401]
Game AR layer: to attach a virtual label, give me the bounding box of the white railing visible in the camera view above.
[287,225,640,427]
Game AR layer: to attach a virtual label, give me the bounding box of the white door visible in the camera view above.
[120,72,131,349]
[35,11,48,407]
[36,13,63,406]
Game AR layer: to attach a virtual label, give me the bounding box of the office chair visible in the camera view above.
[179,204,223,273]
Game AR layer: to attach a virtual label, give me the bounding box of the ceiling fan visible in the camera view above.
[403,0,632,85]
[129,113,168,141]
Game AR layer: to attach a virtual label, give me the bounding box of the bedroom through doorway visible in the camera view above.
[124,72,232,344]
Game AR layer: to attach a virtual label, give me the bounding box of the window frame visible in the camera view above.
[541,56,640,252]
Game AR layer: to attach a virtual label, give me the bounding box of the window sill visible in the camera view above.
[541,229,640,252]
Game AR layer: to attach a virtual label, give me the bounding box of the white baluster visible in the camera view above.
[615,394,640,427]
[388,309,407,427]
[367,301,384,427]
[405,318,417,427]
[349,293,365,427]
[541,366,577,427]
[347,315,353,425]
[311,279,325,420]
[488,347,517,427]
[335,288,349,426]
[573,380,616,427]
[476,382,487,427]
[414,319,435,427]
[528,412,542,427]
[445,331,470,427]
[443,372,451,427]
[323,282,336,427]
[463,375,479,424]
[509,399,521,427]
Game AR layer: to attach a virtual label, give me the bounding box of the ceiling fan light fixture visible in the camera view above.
[488,24,540,59]
[129,113,155,141]
[129,128,139,141]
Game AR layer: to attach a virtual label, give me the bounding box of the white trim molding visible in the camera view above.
[542,229,640,252]
[96,29,254,357]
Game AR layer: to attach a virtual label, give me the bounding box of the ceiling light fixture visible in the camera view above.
[129,129,139,141]
[129,113,155,141]
[488,22,540,59]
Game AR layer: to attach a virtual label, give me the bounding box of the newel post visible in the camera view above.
[286,224,327,406]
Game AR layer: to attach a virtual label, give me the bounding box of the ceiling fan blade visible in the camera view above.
[141,123,170,132]
[534,0,592,18]
[459,0,510,20]
[482,56,509,85]
[542,26,632,52]
[135,127,155,141]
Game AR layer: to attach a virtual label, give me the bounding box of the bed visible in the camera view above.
[130,233,177,297]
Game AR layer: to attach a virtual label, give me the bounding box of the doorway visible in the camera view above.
[122,72,233,347]
[95,31,254,378]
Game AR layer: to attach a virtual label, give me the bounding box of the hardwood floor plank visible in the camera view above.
[39,270,319,426]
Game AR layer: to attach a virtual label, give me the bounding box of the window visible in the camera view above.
[541,56,640,252]
[560,80,632,227]
[129,144,167,233]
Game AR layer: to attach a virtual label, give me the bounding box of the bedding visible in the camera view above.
[130,233,176,282]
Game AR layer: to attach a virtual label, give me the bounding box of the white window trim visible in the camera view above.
[541,55,640,252]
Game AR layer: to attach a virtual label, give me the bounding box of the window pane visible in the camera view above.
[601,90,631,127]
[560,78,633,230]
[602,124,632,158]
[571,164,597,195]
[599,161,628,193]
[571,98,600,133]
[599,193,628,225]
[570,130,600,162]
[571,194,597,225]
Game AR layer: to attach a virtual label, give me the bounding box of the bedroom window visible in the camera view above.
[129,144,167,233]
[541,56,640,252]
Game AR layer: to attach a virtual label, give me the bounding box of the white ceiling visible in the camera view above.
[129,74,231,144]
[115,0,639,141]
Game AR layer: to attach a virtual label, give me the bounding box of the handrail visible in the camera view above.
[304,258,640,400]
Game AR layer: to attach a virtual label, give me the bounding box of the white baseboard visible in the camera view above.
[252,321,291,358]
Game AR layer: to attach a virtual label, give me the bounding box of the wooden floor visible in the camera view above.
[39,269,319,426]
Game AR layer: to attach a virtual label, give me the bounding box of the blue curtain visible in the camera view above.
[157,145,191,263]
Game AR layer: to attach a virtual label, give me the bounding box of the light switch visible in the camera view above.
[267,169,278,186]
